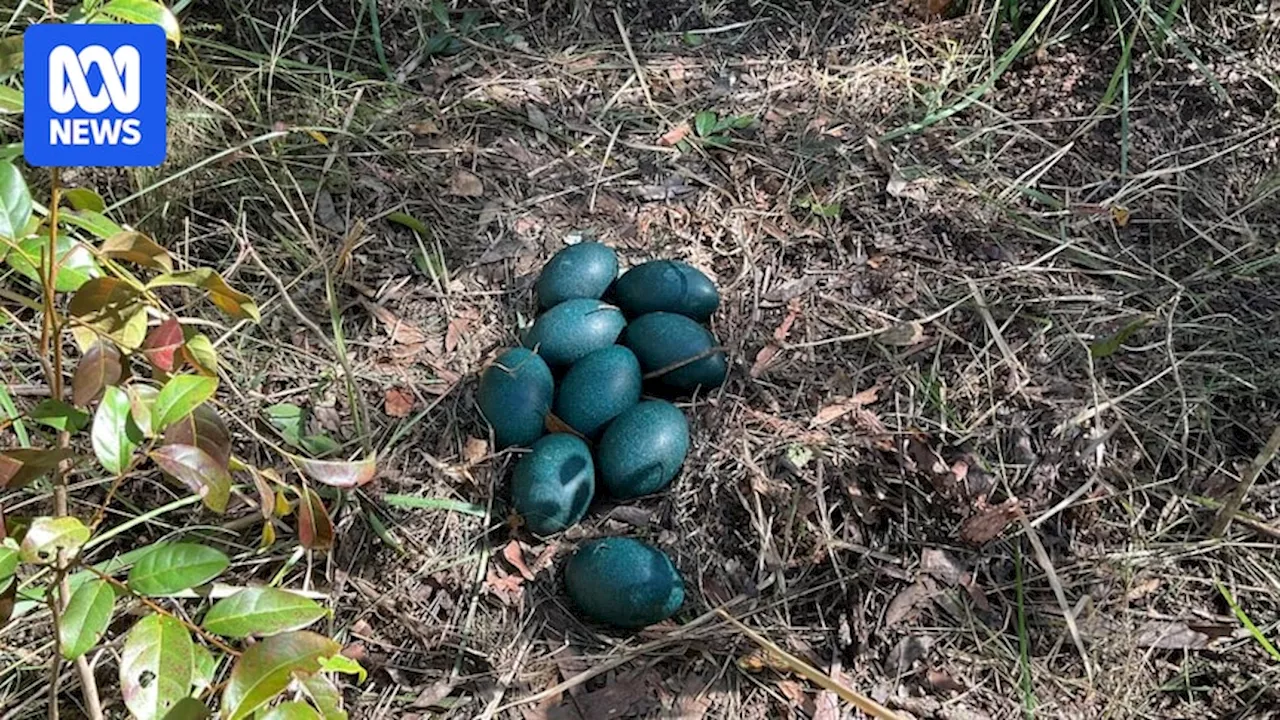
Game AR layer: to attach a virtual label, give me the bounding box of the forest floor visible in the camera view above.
[28,0,1280,717]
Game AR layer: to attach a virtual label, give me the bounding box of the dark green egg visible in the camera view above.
[477,348,554,449]
[613,260,719,322]
[536,243,619,310]
[564,537,684,628]
[622,312,728,392]
[554,346,641,439]
[597,400,689,498]
[510,434,595,535]
[523,299,626,367]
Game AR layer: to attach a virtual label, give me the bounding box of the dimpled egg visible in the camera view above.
[535,242,619,310]
[510,434,595,535]
[597,400,689,499]
[522,299,626,367]
[564,537,684,628]
[613,260,719,322]
[477,348,554,449]
[621,312,728,392]
[553,345,642,439]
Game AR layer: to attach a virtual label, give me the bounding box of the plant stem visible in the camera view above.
[1212,424,1280,537]
[81,565,241,657]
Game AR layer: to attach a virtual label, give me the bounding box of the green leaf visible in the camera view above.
[29,399,91,433]
[128,384,160,437]
[694,110,717,138]
[190,642,217,693]
[68,277,147,350]
[147,269,260,322]
[222,631,340,720]
[0,85,21,114]
[300,435,339,457]
[203,587,328,638]
[120,614,194,720]
[181,333,217,376]
[72,341,124,407]
[265,403,305,445]
[386,212,429,237]
[59,579,115,660]
[4,234,103,292]
[1090,316,1152,359]
[0,539,21,579]
[162,404,231,468]
[261,702,323,720]
[300,675,347,720]
[152,375,218,433]
[61,209,125,240]
[62,188,106,213]
[19,516,90,564]
[382,494,486,517]
[150,444,231,513]
[93,386,143,475]
[317,654,366,683]
[731,114,755,129]
[291,452,377,489]
[127,542,229,596]
[0,447,75,489]
[0,160,31,241]
[160,698,210,720]
[99,0,182,43]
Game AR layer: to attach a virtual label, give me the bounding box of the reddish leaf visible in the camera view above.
[384,388,413,418]
[485,567,524,606]
[250,467,278,520]
[143,316,184,373]
[293,453,377,489]
[163,404,232,469]
[297,488,334,550]
[959,497,1021,545]
[0,448,75,489]
[0,576,16,625]
[658,123,691,146]
[885,577,937,626]
[151,444,232,514]
[750,299,801,378]
[72,341,123,407]
[811,385,882,427]
[446,169,484,197]
[502,540,534,581]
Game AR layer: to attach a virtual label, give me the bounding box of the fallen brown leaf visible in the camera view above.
[384,387,414,418]
[878,320,925,346]
[485,567,524,606]
[920,548,965,586]
[959,497,1021,546]
[408,119,441,136]
[885,577,938,627]
[811,385,882,427]
[1134,620,1235,650]
[751,299,802,378]
[503,540,535,581]
[364,301,427,345]
[448,169,485,197]
[776,679,814,716]
[445,314,472,354]
[529,541,559,576]
[659,122,691,146]
[462,436,488,465]
[925,668,966,695]
[410,678,457,709]
[548,670,662,720]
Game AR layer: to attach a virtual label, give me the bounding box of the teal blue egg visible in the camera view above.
[597,400,689,499]
[510,434,595,535]
[536,243,619,310]
[554,346,641,439]
[564,537,684,628]
[477,348,553,449]
[621,312,728,392]
[523,299,626,367]
[613,260,719,322]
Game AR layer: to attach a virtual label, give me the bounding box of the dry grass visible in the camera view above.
[3,0,1279,717]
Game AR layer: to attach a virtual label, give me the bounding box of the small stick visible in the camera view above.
[612,7,665,124]
[1212,424,1280,537]
[642,346,727,381]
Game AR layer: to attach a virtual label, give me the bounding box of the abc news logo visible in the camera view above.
[48,44,144,146]
[24,24,167,168]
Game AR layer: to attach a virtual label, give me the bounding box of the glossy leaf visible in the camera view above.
[221,631,340,720]
[128,383,160,437]
[152,375,218,433]
[127,542,229,596]
[160,698,210,720]
[0,539,18,580]
[182,333,217,376]
[4,234,102,291]
[93,386,143,474]
[102,230,174,272]
[0,160,32,241]
[59,579,114,660]
[292,453,377,489]
[150,444,231,513]
[62,209,125,239]
[318,654,366,682]
[143,316,184,372]
[100,0,182,43]
[250,467,276,520]
[120,614,194,720]
[300,675,347,720]
[68,276,147,349]
[296,489,334,550]
[163,404,231,468]
[148,269,260,322]
[203,587,328,638]
[62,187,106,213]
[261,702,322,720]
[29,399,90,433]
[266,403,305,445]
[19,516,90,564]
[0,447,75,489]
[694,110,717,137]
[190,643,216,693]
[72,341,124,407]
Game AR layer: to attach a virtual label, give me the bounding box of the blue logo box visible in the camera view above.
[23,24,167,167]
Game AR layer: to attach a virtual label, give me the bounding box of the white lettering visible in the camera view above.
[50,119,73,144]
[72,119,90,144]
[48,44,141,114]
[121,119,142,146]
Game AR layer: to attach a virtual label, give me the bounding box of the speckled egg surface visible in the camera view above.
[554,345,641,439]
[510,433,595,535]
[564,537,684,628]
[597,400,689,499]
[613,260,719,322]
[477,347,554,449]
[622,312,727,392]
[523,298,626,367]
[535,242,619,310]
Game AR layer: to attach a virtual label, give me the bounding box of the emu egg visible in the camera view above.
[554,345,642,439]
[613,260,719,321]
[523,298,626,367]
[622,312,728,392]
[564,537,684,628]
[597,400,689,498]
[477,348,554,449]
[510,434,595,535]
[536,242,619,309]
